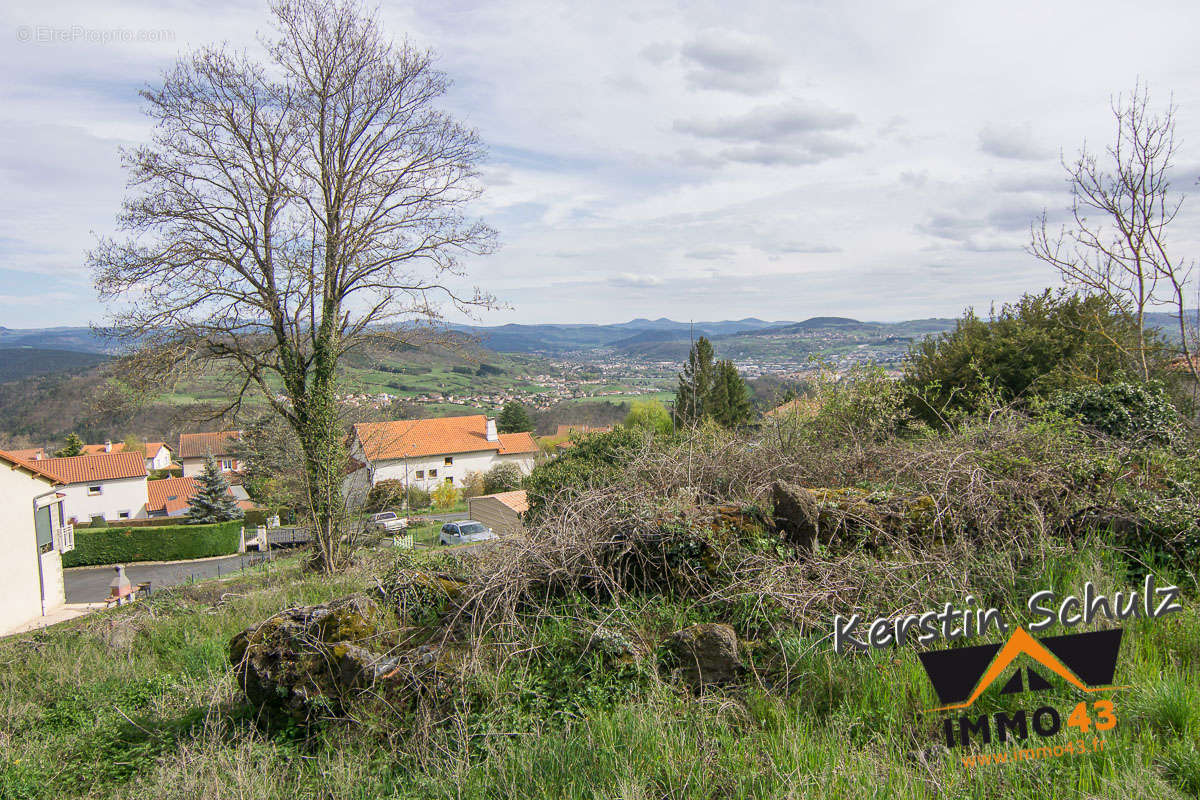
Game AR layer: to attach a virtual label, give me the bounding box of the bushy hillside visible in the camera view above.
[3,393,1198,799]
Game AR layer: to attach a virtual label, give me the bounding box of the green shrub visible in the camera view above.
[364,479,406,512]
[1045,380,1179,443]
[405,485,431,510]
[62,521,243,567]
[524,427,645,521]
[482,462,523,494]
[903,290,1162,424]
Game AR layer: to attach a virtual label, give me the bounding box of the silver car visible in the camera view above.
[439,520,497,546]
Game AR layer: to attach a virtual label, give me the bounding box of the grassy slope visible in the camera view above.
[1,545,1198,800]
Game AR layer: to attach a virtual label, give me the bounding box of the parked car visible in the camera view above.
[369,511,408,532]
[438,520,497,546]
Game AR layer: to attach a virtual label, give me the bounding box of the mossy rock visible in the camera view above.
[377,567,467,623]
[229,595,404,723]
[772,481,941,550]
[658,623,743,689]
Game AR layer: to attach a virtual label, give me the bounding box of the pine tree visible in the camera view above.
[497,401,534,433]
[674,336,716,425]
[713,360,752,427]
[186,455,244,524]
[55,432,85,458]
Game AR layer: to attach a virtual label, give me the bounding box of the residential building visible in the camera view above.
[146,475,259,517]
[42,452,149,523]
[178,431,242,477]
[81,440,174,471]
[467,490,528,536]
[344,415,539,503]
[0,450,72,635]
[6,440,174,472]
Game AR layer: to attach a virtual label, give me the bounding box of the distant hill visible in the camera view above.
[0,326,117,354]
[0,347,111,382]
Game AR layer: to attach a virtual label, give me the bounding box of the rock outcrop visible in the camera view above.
[659,623,743,688]
[230,595,404,721]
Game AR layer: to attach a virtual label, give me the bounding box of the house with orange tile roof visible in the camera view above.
[0,449,72,635]
[41,451,150,523]
[146,475,257,517]
[178,431,242,477]
[344,415,540,504]
[81,440,174,471]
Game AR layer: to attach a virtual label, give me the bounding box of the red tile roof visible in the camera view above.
[81,441,171,457]
[146,476,199,515]
[6,447,48,461]
[497,432,539,455]
[178,431,241,459]
[41,452,148,484]
[0,449,63,484]
[354,416,537,461]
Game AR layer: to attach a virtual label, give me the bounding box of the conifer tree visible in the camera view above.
[186,455,244,524]
[497,401,534,433]
[674,336,716,424]
[713,360,752,427]
[55,433,85,458]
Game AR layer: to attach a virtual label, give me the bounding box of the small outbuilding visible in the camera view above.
[467,490,528,536]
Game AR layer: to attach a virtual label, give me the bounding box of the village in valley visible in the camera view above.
[4,2,1200,798]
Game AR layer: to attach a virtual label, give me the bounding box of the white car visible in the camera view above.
[369,511,408,532]
[439,520,498,546]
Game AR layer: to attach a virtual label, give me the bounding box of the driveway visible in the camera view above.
[64,552,275,604]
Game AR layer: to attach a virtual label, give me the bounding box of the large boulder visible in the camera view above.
[230,595,412,722]
[772,481,938,549]
[659,623,743,688]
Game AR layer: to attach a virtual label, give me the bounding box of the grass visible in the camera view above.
[1,543,1198,799]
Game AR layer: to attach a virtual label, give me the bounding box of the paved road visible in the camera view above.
[64,552,276,604]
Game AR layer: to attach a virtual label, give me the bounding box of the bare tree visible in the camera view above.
[90,0,497,570]
[1029,81,1199,386]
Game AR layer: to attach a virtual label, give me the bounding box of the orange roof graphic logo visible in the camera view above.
[919,627,1128,712]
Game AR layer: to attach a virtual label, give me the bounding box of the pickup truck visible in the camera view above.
[368,511,408,532]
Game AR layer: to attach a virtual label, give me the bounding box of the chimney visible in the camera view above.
[486,418,499,442]
[104,440,112,453]
[109,564,132,598]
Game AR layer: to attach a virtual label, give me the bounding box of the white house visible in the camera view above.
[344,415,539,504]
[82,440,174,471]
[0,449,72,635]
[178,431,242,477]
[42,452,149,523]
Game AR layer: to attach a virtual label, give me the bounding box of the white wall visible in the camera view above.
[372,449,508,492]
[148,447,172,471]
[61,476,148,523]
[182,457,240,477]
[0,465,57,635]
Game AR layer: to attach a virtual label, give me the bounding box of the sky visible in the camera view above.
[4,0,1200,328]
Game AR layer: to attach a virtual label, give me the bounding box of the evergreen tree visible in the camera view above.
[186,455,244,523]
[713,360,752,427]
[55,433,85,458]
[674,336,716,425]
[497,401,534,433]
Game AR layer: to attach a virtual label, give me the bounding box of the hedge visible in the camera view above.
[62,520,244,567]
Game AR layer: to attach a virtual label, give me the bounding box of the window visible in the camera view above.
[444,456,453,466]
[220,459,233,470]
[444,476,453,484]
[118,510,131,519]
[87,485,102,496]
[429,469,438,478]
[415,470,424,479]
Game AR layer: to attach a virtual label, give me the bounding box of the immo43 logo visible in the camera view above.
[832,575,1183,755]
